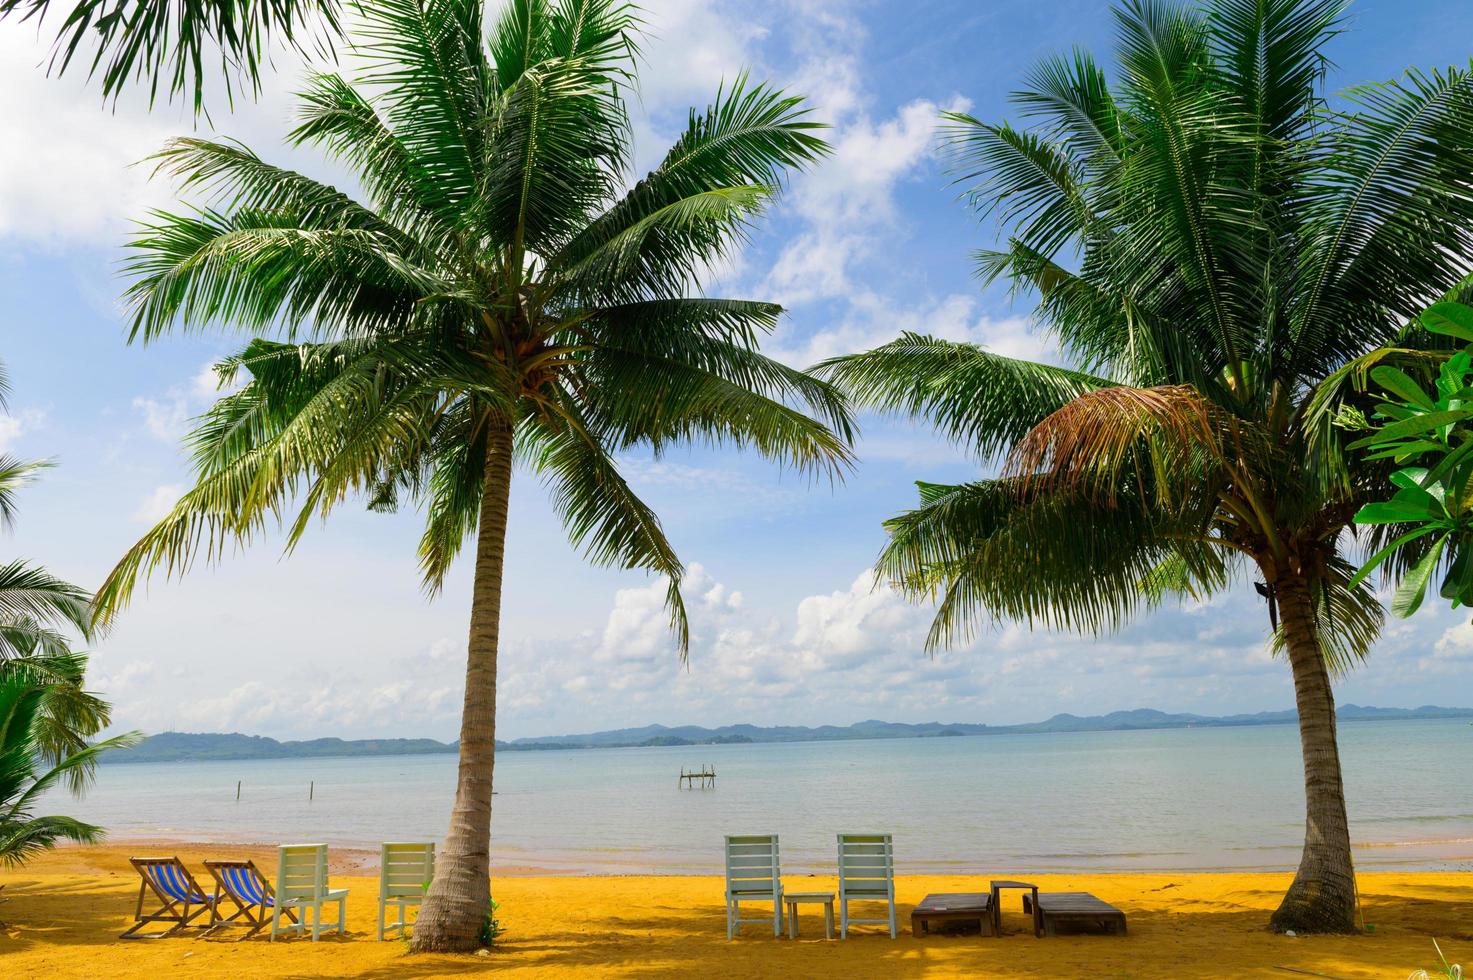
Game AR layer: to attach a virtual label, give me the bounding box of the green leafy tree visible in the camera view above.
[1348,302,1473,614]
[93,0,851,951]
[820,0,1473,933]
[0,664,137,867]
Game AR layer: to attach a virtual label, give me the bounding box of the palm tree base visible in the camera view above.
[410,888,489,952]
[1268,880,1358,934]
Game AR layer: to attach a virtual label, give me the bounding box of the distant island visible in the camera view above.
[105,704,1473,764]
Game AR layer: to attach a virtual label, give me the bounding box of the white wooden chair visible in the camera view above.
[378,841,434,940]
[837,833,896,938]
[270,844,348,941]
[724,834,784,939]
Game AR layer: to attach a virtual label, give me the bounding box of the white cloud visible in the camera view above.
[192,361,233,399]
[0,28,177,243]
[766,97,966,307]
[634,0,769,110]
[131,359,242,444]
[0,407,44,452]
[132,394,190,443]
[132,483,183,523]
[1425,621,1473,674]
[774,290,1051,367]
[0,20,330,247]
[91,547,1473,742]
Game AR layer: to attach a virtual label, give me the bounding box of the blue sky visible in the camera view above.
[3,0,1473,741]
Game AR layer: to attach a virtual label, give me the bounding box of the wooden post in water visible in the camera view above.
[677,765,717,789]
[236,780,241,800]
[309,781,314,801]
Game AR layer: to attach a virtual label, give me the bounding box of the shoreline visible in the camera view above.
[3,844,1469,978]
[66,834,1473,877]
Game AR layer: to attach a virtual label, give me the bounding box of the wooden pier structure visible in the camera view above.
[678,765,716,789]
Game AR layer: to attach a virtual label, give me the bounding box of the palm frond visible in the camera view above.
[554,75,827,301]
[521,410,689,655]
[1291,64,1473,377]
[0,0,340,111]
[0,457,53,531]
[0,562,92,652]
[817,333,1112,458]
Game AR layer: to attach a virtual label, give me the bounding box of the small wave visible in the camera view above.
[1355,836,1473,849]
[1355,813,1473,824]
[1013,850,1191,860]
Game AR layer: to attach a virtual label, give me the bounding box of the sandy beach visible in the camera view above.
[0,843,1467,978]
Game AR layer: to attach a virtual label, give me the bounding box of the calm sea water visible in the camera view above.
[59,719,1472,874]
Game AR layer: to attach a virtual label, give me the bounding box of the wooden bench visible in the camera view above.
[1025,892,1127,936]
[911,892,994,937]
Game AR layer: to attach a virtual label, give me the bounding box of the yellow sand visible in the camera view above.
[1,844,1469,978]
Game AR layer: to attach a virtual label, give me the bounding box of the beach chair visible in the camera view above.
[378,841,434,940]
[271,843,348,941]
[724,834,784,939]
[1027,891,1128,936]
[204,858,293,939]
[120,856,216,938]
[837,833,897,938]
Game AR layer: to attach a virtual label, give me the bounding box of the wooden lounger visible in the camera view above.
[1026,892,1127,936]
[911,892,994,937]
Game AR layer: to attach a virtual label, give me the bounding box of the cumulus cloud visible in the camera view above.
[0,19,332,246]
[0,406,44,453]
[92,550,1473,742]
[495,565,1291,737]
[766,97,968,307]
[0,28,176,243]
[132,483,183,523]
[132,359,243,443]
[773,290,1051,368]
[132,394,190,443]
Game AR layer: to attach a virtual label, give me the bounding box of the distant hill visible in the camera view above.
[108,731,459,764]
[105,704,1473,763]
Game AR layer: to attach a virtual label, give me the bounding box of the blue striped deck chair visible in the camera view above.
[203,859,295,940]
[121,856,217,938]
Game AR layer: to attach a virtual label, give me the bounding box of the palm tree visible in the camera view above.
[1,652,116,794]
[93,0,852,951]
[0,0,338,110]
[0,665,136,867]
[820,0,1473,933]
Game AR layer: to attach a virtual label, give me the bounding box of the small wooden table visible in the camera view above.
[783,892,835,939]
[911,892,994,937]
[990,880,1041,937]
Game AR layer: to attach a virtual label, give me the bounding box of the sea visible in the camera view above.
[59,719,1472,875]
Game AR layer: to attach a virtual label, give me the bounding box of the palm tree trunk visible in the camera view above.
[411,419,514,952]
[1268,572,1358,934]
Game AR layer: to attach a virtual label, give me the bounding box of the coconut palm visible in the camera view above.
[1,652,115,794]
[819,0,1473,933]
[92,0,851,950]
[0,664,136,867]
